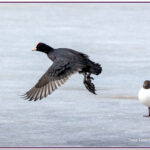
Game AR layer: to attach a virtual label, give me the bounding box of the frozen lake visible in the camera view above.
[1,3,150,147]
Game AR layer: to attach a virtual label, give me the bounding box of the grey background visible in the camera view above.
[0,3,150,147]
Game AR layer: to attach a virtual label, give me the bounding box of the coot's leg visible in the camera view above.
[83,72,87,82]
[87,73,94,80]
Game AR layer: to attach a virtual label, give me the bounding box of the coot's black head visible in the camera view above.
[32,43,53,54]
[143,80,150,89]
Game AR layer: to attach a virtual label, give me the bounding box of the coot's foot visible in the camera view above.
[84,79,96,95]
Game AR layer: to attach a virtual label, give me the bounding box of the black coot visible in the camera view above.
[24,43,102,101]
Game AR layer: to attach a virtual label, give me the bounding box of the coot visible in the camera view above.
[24,43,102,101]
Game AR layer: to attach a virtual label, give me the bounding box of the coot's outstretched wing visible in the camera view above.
[24,59,80,101]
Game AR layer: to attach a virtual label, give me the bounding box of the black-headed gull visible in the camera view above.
[138,80,150,117]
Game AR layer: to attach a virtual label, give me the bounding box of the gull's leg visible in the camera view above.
[143,107,150,117]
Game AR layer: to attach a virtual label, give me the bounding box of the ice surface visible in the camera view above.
[0,3,150,147]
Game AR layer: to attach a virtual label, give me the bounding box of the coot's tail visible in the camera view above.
[89,61,102,75]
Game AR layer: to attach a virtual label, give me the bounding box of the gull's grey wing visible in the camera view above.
[24,59,81,101]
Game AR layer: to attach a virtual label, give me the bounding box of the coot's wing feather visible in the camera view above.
[24,59,80,101]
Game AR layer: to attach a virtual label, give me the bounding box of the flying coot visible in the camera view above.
[24,43,102,101]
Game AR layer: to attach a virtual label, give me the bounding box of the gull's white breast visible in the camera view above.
[138,88,150,107]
